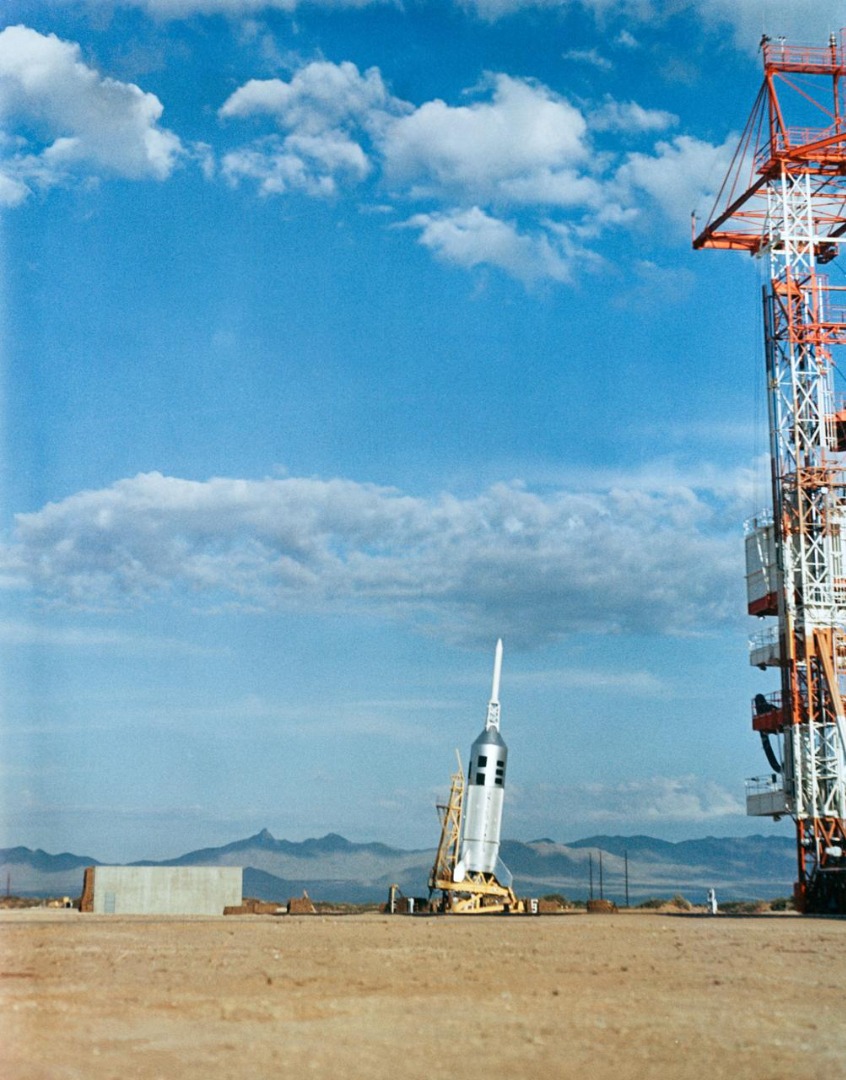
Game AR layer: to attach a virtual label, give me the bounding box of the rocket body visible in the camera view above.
[460,726,507,874]
[457,639,509,880]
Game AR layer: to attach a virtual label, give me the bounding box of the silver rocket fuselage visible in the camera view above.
[458,639,508,878]
[461,726,507,875]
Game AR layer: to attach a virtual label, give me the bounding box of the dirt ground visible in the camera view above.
[1,908,845,1080]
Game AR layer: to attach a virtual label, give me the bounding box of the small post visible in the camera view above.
[589,852,594,900]
[599,850,604,900]
[624,850,630,908]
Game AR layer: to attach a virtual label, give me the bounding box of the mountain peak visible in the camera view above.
[308,833,353,853]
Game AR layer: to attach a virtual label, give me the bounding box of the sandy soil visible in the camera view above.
[1,908,845,1080]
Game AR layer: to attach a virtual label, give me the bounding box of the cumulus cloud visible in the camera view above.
[218,57,731,279]
[220,132,370,195]
[589,98,677,134]
[615,133,737,224]
[219,62,399,129]
[219,61,406,195]
[1,469,743,647]
[404,207,575,282]
[0,25,185,203]
[381,75,590,203]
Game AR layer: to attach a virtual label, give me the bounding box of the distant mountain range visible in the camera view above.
[0,829,797,904]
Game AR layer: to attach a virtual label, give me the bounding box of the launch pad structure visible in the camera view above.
[428,641,527,914]
[428,752,525,913]
[694,31,846,913]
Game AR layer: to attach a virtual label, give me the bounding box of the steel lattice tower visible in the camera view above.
[694,32,846,913]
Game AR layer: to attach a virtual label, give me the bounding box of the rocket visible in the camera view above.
[454,639,512,886]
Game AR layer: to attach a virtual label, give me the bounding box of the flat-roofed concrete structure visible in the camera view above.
[80,866,242,915]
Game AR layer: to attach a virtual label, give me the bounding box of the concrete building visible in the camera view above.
[80,866,242,915]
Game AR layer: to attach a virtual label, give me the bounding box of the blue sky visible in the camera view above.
[3,0,841,863]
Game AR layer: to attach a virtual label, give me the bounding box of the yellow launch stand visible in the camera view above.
[428,753,525,914]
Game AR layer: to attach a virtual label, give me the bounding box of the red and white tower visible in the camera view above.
[694,32,846,913]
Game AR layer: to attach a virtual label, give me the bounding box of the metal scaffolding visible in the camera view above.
[694,32,846,913]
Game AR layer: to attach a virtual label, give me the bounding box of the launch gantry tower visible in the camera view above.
[694,31,846,913]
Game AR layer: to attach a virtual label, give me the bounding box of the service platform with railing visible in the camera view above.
[745,774,790,818]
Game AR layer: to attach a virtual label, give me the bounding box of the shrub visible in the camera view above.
[635,895,692,910]
[719,900,769,914]
[541,893,568,905]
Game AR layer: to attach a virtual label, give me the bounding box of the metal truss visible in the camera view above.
[428,751,465,897]
[695,33,846,912]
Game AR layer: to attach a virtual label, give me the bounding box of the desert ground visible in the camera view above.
[1,908,845,1080]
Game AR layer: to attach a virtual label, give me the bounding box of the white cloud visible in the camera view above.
[0,28,736,276]
[0,22,734,270]
[1,468,744,647]
[218,59,731,279]
[219,62,400,129]
[579,775,746,823]
[562,47,613,71]
[537,774,746,828]
[460,0,844,46]
[589,98,677,134]
[614,133,737,227]
[0,25,184,203]
[0,168,29,207]
[221,68,606,215]
[53,0,846,44]
[381,74,590,203]
[615,30,640,48]
[219,61,406,196]
[404,207,575,282]
[221,132,370,195]
[694,0,846,52]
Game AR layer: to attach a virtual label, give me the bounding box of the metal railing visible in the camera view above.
[762,39,845,71]
[745,774,784,797]
[744,509,773,535]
